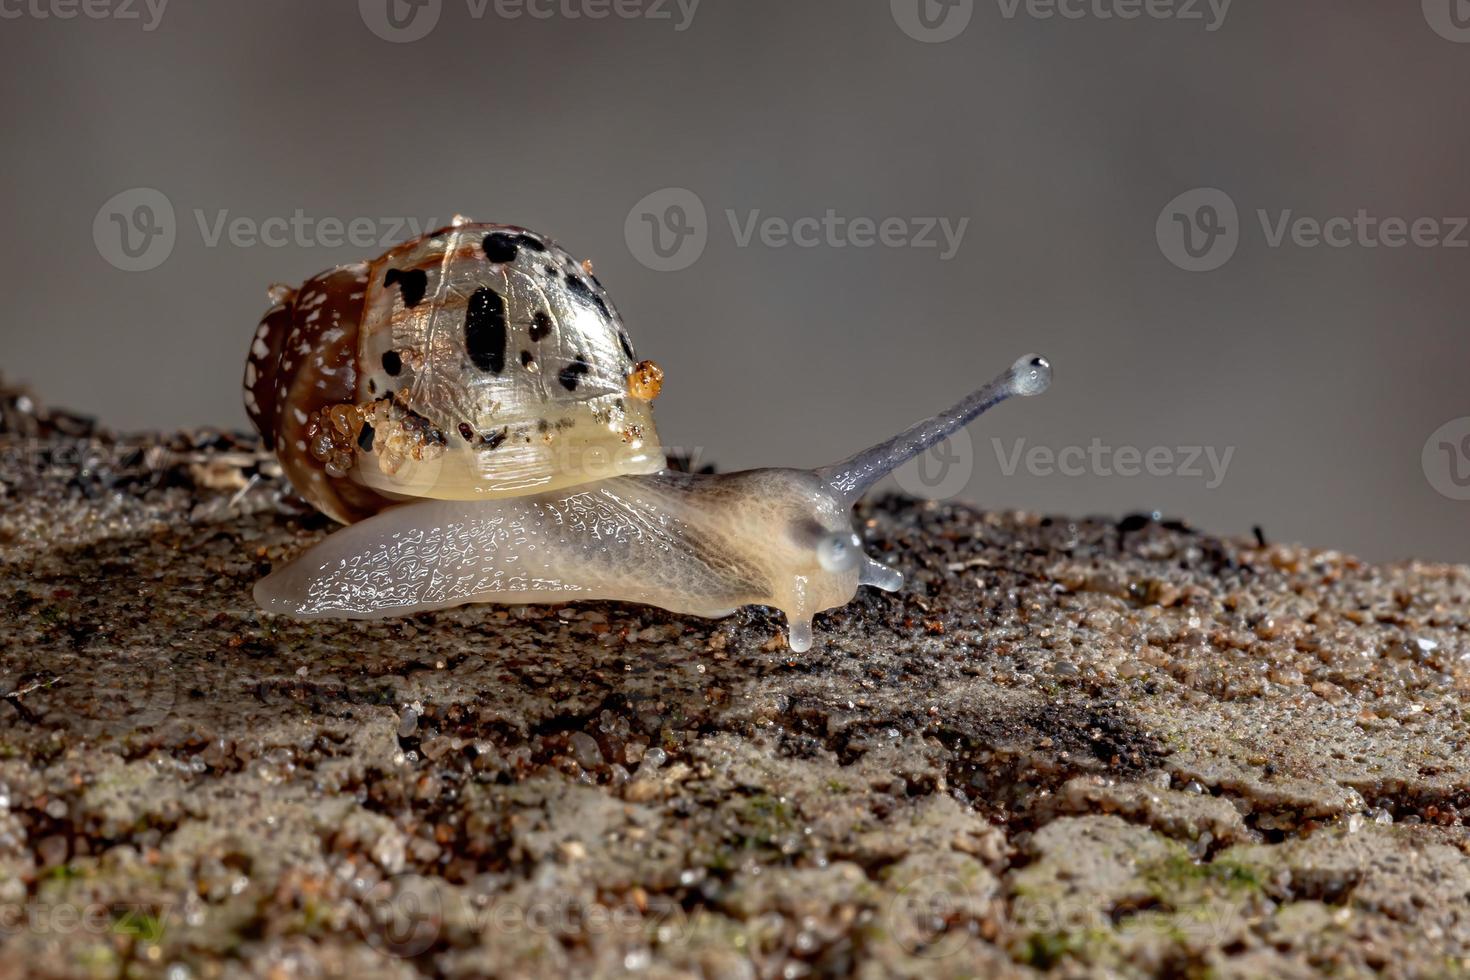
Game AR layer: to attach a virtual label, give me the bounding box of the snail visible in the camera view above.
[244,217,1051,652]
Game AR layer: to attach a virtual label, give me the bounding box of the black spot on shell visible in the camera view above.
[558,354,590,392]
[482,232,519,264]
[384,268,428,308]
[563,272,593,302]
[617,330,634,360]
[543,265,557,277]
[529,310,553,342]
[465,287,507,374]
[357,422,376,453]
[520,350,535,368]
[458,422,475,442]
[512,233,547,253]
[591,294,611,320]
[367,378,377,394]
[483,427,509,450]
[381,351,403,376]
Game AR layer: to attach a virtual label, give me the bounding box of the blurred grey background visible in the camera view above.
[2,0,1468,563]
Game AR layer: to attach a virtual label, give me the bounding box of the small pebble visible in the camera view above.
[569,732,603,769]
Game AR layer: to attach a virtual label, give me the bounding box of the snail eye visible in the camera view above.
[816,532,862,573]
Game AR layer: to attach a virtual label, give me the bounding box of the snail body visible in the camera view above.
[247,219,1051,652]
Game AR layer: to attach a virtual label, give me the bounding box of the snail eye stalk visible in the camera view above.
[816,354,1052,507]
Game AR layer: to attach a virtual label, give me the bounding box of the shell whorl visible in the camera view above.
[244,222,665,524]
[244,263,389,524]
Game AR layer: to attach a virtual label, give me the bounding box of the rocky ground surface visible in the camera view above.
[1,383,1470,979]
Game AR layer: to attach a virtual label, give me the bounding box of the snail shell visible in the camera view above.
[243,218,664,524]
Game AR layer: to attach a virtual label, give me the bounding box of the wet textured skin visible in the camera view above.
[256,356,1050,652]
[255,468,898,654]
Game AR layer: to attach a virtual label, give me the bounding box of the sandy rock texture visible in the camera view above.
[2,384,1469,978]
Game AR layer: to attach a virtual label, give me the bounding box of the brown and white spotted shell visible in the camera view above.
[243,218,665,524]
